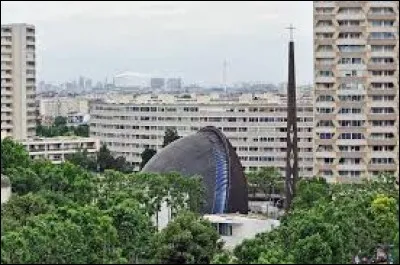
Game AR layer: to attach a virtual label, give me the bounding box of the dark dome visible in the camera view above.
[142,126,248,214]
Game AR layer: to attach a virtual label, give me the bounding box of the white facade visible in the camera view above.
[89,93,314,175]
[1,186,11,205]
[1,175,11,205]
[313,1,399,182]
[203,214,280,250]
[39,97,89,120]
[22,136,100,164]
[1,23,37,140]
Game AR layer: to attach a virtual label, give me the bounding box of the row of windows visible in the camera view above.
[92,131,314,144]
[93,105,313,113]
[91,115,314,123]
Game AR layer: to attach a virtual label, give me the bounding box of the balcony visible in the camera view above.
[337,164,366,171]
[336,38,367,46]
[368,164,398,171]
[337,151,366,159]
[315,26,335,33]
[368,13,397,20]
[315,138,336,145]
[369,76,397,83]
[315,113,336,120]
[315,151,336,158]
[314,14,335,21]
[368,88,397,95]
[338,1,364,7]
[367,63,397,71]
[368,38,397,46]
[337,127,366,134]
[315,76,335,83]
[338,25,366,32]
[315,51,336,58]
[367,138,397,146]
[336,13,365,21]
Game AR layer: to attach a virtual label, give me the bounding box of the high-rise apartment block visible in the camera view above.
[313,1,399,182]
[1,23,37,140]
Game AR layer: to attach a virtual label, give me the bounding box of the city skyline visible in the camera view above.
[1,1,314,86]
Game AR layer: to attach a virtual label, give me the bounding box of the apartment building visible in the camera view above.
[1,23,37,140]
[89,93,314,176]
[38,97,89,121]
[313,1,399,182]
[22,136,100,164]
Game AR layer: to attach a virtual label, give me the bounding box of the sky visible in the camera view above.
[1,1,314,86]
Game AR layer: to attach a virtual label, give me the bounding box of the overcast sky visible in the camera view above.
[1,1,313,86]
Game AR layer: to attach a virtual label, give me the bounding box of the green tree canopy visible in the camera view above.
[140,148,157,170]
[162,127,180,147]
[152,212,220,264]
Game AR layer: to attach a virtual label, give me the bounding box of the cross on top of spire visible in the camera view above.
[286,24,296,41]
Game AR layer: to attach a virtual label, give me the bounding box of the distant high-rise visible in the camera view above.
[313,1,399,182]
[84,78,92,91]
[151,77,165,90]
[166,78,182,90]
[1,23,37,140]
[78,76,85,90]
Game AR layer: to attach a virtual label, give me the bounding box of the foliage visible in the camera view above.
[1,137,30,175]
[162,128,180,147]
[247,167,282,199]
[211,251,238,264]
[140,148,157,170]
[233,175,399,264]
[152,212,220,264]
[2,138,207,264]
[36,116,89,137]
[66,144,133,173]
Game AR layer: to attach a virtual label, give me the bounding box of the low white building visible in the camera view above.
[203,214,280,250]
[1,175,11,204]
[21,136,100,164]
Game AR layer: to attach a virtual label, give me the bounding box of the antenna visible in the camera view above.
[286,24,296,41]
[223,59,228,94]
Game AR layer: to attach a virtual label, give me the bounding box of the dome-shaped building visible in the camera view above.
[142,126,248,214]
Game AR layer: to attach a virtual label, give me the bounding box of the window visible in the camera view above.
[317,45,333,52]
[317,95,334,102]
[338,32,362,39]
[338,108,362,114]
[218,223,233,236]
[370,57,394,64]
[339,133,364,140]
[370,20,394,27]
[370,32,396,40]
[318,71,334,77]
[338,45,364,52]
[338,20,360,26]
[371,45,395,52]
[339,57,363,65]
[338,7,362,14]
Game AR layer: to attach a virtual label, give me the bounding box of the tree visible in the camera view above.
[1,137,30,175]
[140,148,157,170]
[233,175,399,264]
[54,116,67,127]
[247,167,282,201]
[211,251,238,264]
[106,199,155,263]
[152,212,220,264]
[1,206,126,264]
[65,148,97,171]
[162,128,180,147]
